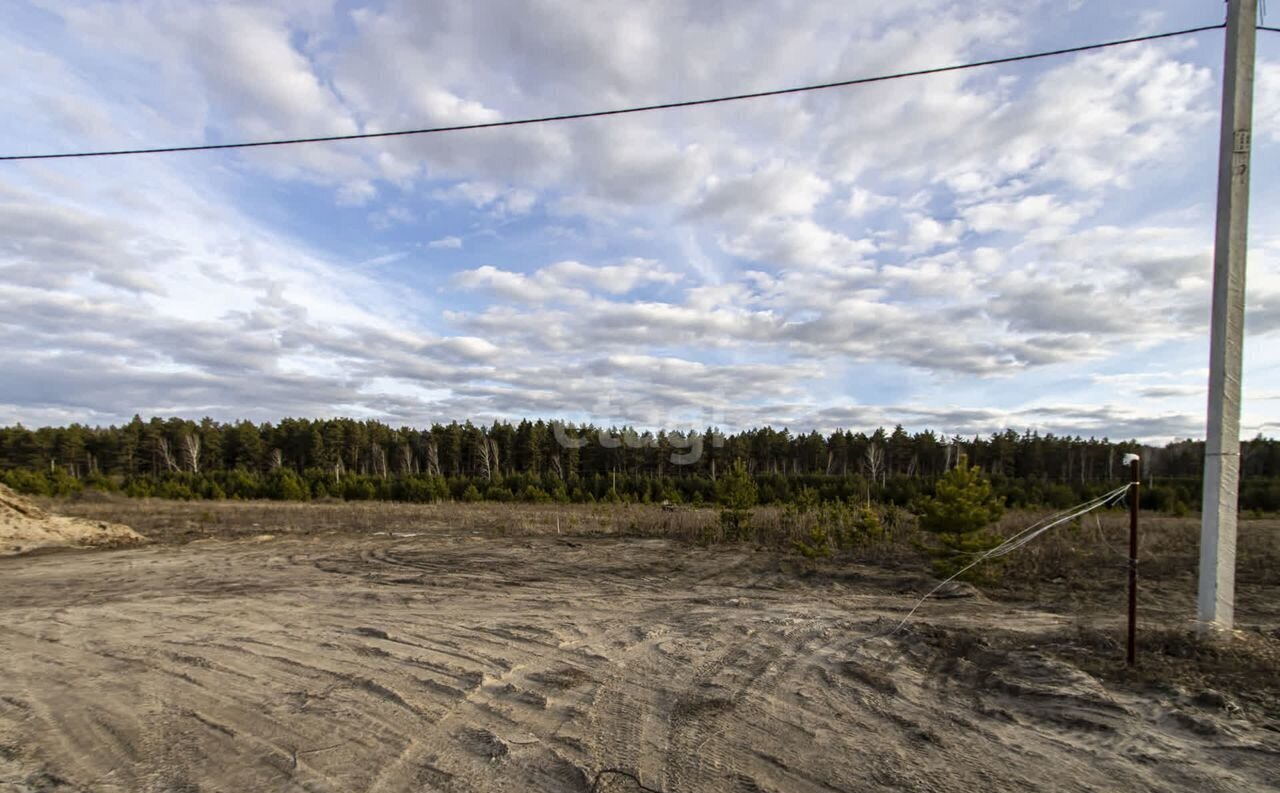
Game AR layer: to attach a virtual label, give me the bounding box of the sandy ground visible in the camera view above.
[1,532,1276,793]
[0,485,143,557]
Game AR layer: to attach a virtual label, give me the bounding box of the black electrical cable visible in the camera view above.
[1259,25,1280,32]
[0,23,1225,163]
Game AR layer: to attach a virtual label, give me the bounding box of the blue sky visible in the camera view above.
[1,0,1279,442]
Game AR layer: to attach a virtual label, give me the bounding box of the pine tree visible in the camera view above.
[717,459,758,542]
[917,453,1004,581]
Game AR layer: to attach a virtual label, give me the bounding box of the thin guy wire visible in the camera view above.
[890,484,1133,633]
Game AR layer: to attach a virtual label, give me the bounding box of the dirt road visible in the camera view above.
[1,533,1276,792]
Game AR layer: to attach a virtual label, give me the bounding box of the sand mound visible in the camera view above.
[0,484,144,556]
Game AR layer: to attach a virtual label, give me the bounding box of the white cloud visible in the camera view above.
[1257,59,1280,145]
[902,214,965,254]
[540,259,682,293]
[454,259,682,303]
[435,181,538,216]
[691,161,830,220]
[722,218,877,271]
[961,194,1091,238]
[336,180,378,207]
[3,0,1276,441]
[845,187,893,218]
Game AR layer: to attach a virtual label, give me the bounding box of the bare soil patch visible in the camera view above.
[1,502,1276,792]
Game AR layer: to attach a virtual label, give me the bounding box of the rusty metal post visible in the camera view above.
[1127,457,1141,666]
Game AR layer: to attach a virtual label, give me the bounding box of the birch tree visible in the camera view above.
[182,433,201,474]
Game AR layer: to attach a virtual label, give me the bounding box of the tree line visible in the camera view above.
[3,416,1280,511]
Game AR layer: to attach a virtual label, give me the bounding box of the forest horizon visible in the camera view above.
[4,415,1280,513]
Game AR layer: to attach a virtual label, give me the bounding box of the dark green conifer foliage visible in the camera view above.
[716,459,757,542]
[917,454,1004,581]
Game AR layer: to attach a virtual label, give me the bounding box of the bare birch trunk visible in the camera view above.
[182,433,201,474]
[425,441,440,477]
[157,437,179,473]
[477,436,492,482]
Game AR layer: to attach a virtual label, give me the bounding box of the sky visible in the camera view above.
[1,0,1279,443]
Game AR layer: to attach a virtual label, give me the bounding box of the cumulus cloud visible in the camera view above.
[690,162,831,220]
[1256,59,1280,145]
[845,187,894,218]
[902,214,966,254]
[2,0,1276,441]
[961,194,1090,236]
[722,218,877,271]
[454,259,683,304]
[540,259,682,293]
[435,182,538,216]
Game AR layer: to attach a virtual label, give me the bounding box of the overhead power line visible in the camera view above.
[0,23,1225,163]
[1259,25,1280,32]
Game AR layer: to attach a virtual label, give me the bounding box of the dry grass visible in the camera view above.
[988,508,1280,626]
[45,496,922,562]
[46,494,1280,621]
[47,496,1280,575]
[991,508,1266,586]
[46,494,724,544]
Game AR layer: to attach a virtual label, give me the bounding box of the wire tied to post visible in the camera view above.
[892,483,1134,633]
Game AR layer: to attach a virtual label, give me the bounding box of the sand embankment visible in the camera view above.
[0,483,144,556]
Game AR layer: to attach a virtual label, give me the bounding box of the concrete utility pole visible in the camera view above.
[1199,0,1258,632]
